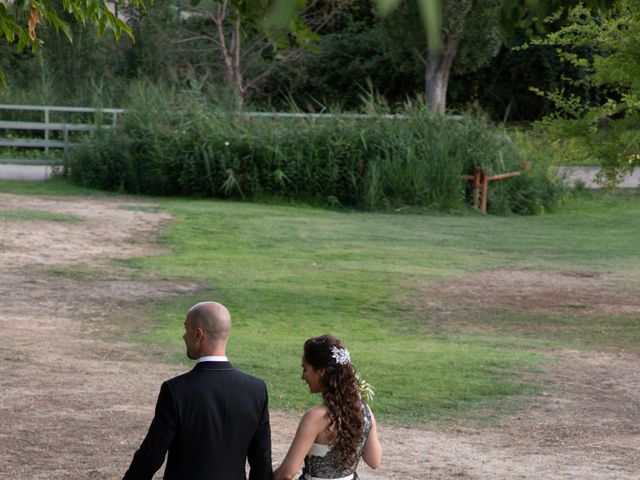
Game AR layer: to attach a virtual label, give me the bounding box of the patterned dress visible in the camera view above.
[299,401,373,480]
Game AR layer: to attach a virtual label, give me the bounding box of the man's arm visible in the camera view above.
[122,382,178,480]
[247,383,272,480]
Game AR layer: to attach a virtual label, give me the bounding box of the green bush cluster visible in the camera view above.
[487,129,569,215]
[67,87,565,214]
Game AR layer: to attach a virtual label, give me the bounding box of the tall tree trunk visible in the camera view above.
[425,37,459,114]
[214,1,246,109]
[215,1,234,89]
[231,17,246,109]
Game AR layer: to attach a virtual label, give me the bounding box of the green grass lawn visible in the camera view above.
[0,208,81,222]
[2,180,638,424]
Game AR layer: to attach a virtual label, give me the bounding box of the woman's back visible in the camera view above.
[301,401,372,480]
[273,335,381,480]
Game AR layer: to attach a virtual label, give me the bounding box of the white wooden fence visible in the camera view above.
[0,104,124,166]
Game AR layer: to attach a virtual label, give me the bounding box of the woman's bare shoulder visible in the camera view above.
[301,405,330,443]
[300,405,329,430]
[303,404,328,420]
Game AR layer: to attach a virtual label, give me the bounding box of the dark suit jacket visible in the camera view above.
[122,361,272,480]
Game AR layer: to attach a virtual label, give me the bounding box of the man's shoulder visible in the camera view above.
[231,368,268,390]
[165,364,267,389]
[165,367,195,381]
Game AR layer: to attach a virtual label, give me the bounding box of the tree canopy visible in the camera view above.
[0,0,144,83]
[532,0,640,183]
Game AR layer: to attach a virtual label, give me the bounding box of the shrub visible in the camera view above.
[68,86,565,214]
[66,131,130,191]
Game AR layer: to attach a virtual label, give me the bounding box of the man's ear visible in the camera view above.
[195,327,205,340]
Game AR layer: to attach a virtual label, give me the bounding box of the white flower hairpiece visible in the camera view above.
[331,346,351,365]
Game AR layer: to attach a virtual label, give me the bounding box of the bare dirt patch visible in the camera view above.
[419,268,640,318]
[0,194,638,479]
[0,193,170,271]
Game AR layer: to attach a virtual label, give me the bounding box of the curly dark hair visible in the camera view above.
[303,334,364,470]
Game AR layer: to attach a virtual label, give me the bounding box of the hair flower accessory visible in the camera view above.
[331,346,351,365]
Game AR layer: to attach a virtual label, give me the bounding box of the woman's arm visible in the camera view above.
[361,406,381,469]
[273,407,326,480]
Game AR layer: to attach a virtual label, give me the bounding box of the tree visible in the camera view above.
[378,0,502,114]
[0,0,143,82]
[446,28,600,122]
[531,0,640,184]
[195,0,308,109]
[170,0,342,109]
[372,0,616,113]
[253,1,414,110]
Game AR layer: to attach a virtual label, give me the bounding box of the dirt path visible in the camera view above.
[0,193,638,479]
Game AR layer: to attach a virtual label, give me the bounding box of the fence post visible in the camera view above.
[44,108,50,158]
[63,124,69,162]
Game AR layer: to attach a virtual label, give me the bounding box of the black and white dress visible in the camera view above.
[299,401,373,480]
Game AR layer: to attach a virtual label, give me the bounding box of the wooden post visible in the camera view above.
[473,168,481,210]
[487,171,521,181]
[459,169,521,214]
[481,171,489,214]
[63,125,69,162]
[44,108,50,158]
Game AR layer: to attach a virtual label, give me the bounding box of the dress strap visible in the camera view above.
[361,400,372,435]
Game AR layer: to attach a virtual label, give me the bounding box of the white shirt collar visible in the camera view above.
[197,355,228,363]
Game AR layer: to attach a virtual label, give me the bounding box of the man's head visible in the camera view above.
[183,301,232,360]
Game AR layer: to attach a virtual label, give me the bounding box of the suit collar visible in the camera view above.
[193,361,234,371]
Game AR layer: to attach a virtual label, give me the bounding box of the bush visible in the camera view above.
[68,86,565,214]
[67,131,131,191]
[487,128,569,215]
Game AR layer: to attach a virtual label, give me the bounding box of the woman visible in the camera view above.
[274,334,382,480]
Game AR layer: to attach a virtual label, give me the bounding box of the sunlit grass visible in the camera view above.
[130,190,639,422]
[2,180,638,424]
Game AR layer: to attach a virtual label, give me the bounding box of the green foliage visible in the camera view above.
[448,26,605,122]
[489,170,566,215]
[377,0,503,78]
[67,130,131,191]
[0,6,135,103]
[508,126,592,167]
[371,0,617,113]
[67,86,562,214]
[265,0,501,113]
[499,0,615,35]
[530,1,640,183]
[0,0,142,86]
[260,1,418,110]
[487,128,569,214]
[374,0,442,50]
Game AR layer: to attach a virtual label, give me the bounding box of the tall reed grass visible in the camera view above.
[67,84,565,213]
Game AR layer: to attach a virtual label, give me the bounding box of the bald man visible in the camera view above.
[122,302,272,480]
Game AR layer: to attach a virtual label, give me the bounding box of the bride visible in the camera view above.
[274,334,381,480]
